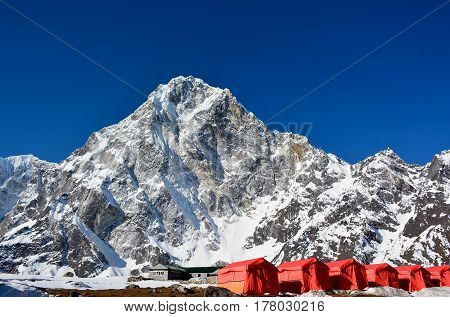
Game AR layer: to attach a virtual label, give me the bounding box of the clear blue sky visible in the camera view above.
[0,0,449,164]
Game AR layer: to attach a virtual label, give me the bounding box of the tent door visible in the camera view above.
[398,279,410,291]
[279,281,301,294]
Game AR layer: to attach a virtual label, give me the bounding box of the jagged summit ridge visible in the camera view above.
[0,77,448,277]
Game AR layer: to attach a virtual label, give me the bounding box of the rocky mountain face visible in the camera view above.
[0,77,449,277]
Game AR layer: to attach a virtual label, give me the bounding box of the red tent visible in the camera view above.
[364,263,399,288]
[326,259,368,290]
[395,265,432,292]
[278,258,331,293]
[217,258,279,296]
[426,266,450,287]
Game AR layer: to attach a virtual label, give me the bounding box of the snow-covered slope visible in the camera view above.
[0,76,449,277]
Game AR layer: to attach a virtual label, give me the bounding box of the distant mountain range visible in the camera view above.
[1,76,448,277]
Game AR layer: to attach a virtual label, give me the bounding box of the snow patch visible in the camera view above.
[362,287,411,297]
[412,287,450,297]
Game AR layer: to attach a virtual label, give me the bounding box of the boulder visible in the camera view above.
[204,286,238,297]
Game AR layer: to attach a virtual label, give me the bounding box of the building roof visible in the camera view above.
[149,264,221,274]
[149,264,169,270]
[149,264,186,272]
[183,267,222,274]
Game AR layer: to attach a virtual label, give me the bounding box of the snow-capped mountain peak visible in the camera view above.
[0,77,448,277]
